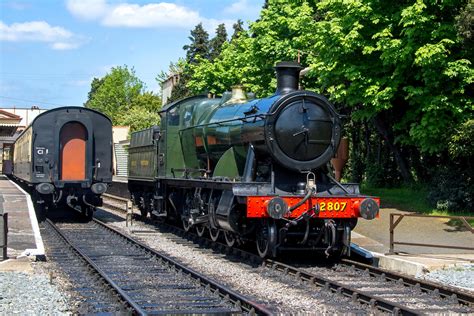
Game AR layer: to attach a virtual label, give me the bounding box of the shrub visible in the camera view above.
[428,166,473,212]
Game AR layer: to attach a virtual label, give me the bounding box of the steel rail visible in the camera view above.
[263,259,419,315]
[44,219,144,315]
[143,219,420,314]
[92,217,273,315]
[341,258,474,306]
[153,220,474,310]
[102,193,474,312]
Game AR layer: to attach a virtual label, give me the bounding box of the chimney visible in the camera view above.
[274,61,303,95]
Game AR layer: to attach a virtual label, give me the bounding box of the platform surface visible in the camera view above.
[0,175,44,259]
[353,208,474,275]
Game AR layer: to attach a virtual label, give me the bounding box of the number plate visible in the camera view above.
[247,196,379,218]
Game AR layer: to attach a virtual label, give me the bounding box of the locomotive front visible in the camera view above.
[240,62,379,257]
[263,62,342,172]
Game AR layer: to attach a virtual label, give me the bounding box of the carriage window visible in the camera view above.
[167,107,179,126]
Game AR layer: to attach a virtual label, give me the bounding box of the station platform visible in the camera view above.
[0,175,44,261]
[108,176,129,198]
[353,208,474,277]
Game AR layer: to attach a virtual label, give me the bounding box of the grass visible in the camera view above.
[361,184,474,226]
[361,184,473,214]
[361,184,434,213]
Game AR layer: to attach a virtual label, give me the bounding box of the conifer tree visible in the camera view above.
[209,24,227,60]
[231,19,244,41]
[183,23,210,64]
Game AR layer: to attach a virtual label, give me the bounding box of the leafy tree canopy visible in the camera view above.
[231,19,244,41]
[85,65,161,132]
[188,0,315,96]
[309,0,473,154]
[188,0,473,155]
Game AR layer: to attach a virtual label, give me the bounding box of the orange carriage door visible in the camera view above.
[60,122,87,180]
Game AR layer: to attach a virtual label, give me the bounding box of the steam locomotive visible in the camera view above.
[12,107,113,219]
[128,62,379,257]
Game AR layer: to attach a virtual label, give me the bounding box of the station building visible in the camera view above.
[0,107,46,174]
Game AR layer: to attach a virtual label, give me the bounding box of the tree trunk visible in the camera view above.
[372,114,413,183]
[364,121,371,159]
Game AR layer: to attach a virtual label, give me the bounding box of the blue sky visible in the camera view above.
[0,0,264,109]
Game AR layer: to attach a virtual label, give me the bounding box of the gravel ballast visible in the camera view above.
[422,264,474,291]
[98,206,474,314]
[0,270,71,315]
[96,209,370,314]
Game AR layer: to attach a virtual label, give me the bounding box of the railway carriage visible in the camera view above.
[128,62,379,257]
[13,107,113,218]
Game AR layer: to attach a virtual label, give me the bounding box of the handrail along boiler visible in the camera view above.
[128,62,379,257]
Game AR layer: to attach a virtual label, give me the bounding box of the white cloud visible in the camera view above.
[223,0,261,17]
[66,0,108,20]
[52,42,82,50]
[103,3,200,28]
[0,20,86,50]
[66,0,232,31]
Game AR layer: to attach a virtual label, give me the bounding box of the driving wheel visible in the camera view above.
[209,227,220,241]
[182,218,192,232]
[224,231,236,247]
[196,225,206,237]
[256,220,277,258]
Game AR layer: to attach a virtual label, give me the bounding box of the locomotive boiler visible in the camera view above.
[128,62,379,257]
[13,107,113,219]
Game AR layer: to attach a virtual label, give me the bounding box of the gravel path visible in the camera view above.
[422,264,474,291]
[0,266,71,315]
[95,209,369,314]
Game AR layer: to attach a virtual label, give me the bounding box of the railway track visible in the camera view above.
[40,220,131,314]
[42,215,272,315]
[101,194,474,315]
[149,224,474,314]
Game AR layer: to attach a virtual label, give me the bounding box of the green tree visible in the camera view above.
[85,77,104,108]
[456,1,473,46]
[85,65,161,132]
[183,23,210,64]
[231,19,244,41]
[308,0,473,181]
[165,23,212,102]
[209,23,228,60]
[84,66,144,121]
[187,0,473,187]
[116,106,161,132]
[132,91,162,113]
[188,0,316,96]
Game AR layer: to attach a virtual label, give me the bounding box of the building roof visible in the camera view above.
[0,109,21,120]
[0,110,21,137]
